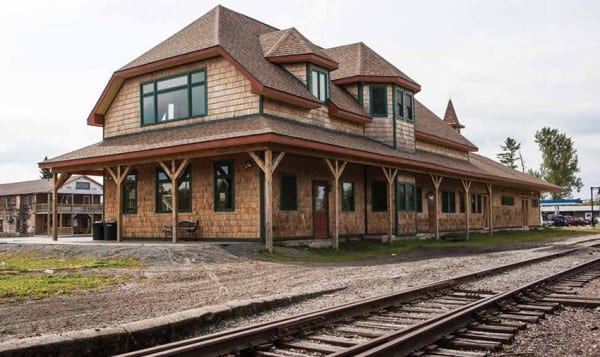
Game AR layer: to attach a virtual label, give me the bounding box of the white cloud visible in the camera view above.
[0,0,598,197]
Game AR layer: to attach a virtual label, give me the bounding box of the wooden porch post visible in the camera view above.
[325,159,347,250]
[158,159,189,243]
[430,175,443,240]
[382,167,398,243]
[106,165,131,242]
[486,183,493,236]
[249,150,286,252]
[47,193,51,237]
[461,179,472,240]
[51,171,71,241]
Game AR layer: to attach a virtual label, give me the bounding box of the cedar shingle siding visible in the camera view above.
[40,5,559,242]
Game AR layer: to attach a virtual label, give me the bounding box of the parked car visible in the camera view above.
[553,215,571,227]
[570,217,587,226]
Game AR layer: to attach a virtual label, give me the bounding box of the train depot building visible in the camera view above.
[40,6,560,250]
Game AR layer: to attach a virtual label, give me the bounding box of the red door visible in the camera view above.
[427,194,436,232]
[522,199,529,226]
[482,195,489,229]
[313,181,329,238]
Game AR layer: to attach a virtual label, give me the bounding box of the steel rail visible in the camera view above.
[116,247,582,357]
[353,256,600,356]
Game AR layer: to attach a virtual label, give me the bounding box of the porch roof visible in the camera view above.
[41,115,562,192]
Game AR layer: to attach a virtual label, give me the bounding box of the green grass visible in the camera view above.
[0,273,124,300]
[0,251,141,272]
[262,228,596,263]
[0,251,142,300]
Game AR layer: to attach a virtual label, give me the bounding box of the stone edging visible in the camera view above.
[0,287,346,356]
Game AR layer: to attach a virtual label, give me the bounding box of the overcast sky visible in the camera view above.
[0,0,598,198]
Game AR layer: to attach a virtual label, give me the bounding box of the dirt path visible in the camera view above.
[0,235,598,343]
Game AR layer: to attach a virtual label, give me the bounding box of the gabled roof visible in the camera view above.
[443,99,465,130]
[0,179,53,196]
[325,42,420,92]
[415,99,478,152]
[89,5,324,126]
[259,28,338,70]
[0,176,102,197]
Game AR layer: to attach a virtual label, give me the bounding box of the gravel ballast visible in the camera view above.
[0,234,598,348]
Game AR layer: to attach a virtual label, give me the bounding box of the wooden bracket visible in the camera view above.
[325,159,348,250]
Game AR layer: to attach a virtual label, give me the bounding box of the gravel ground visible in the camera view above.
[492,278,600,357]
[0,235,598,345]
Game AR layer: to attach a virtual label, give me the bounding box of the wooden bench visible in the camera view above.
[163,220,199,241]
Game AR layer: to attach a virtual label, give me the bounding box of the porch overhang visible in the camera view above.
[42,117,563,194]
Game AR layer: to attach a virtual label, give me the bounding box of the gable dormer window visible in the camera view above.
[396,87,404,118]
[309,66,329,102]
[141,68,207,126]
[370,84,387,116]
[405,92,414,121]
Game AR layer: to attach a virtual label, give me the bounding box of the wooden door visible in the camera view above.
[482,195,489,229]
[427,193,436,232]
[522,199,529,226]
[313,181,329,238]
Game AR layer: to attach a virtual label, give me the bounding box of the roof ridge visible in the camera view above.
[265,28,293,57]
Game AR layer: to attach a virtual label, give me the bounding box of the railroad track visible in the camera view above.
[116,247,600,357]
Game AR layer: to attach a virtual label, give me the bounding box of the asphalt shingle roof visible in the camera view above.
[415,99,477,150]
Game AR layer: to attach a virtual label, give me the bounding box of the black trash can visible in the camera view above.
[103,219,117,241]
[92,221,104,240]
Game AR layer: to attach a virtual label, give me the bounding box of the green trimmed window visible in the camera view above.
[280,175,297,211]
[405,93,414,121]
[309,67,329,102]
[141,69,206,125]
[122,171,137,214]
[372,181,387,212]
[396,87,404,118]
[214,161,234,211]
[396,182,416,212]
[471,193,483,214]
[416,187,423,213]
[342,181,355,212]
[501,196,515,206]
[459,192,465,213]
[155,167,192,213]
[441,190,456,213]
[370,85,387,116]
[531,198,539,208]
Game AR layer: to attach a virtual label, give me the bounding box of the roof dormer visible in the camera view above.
[259,28,338,70]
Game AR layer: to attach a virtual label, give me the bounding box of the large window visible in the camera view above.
[141,69,207,125]
[471,193,483,214]
[370,85,387,116]
[396,182,416,212]
[501,196,515,206]
[309,67,329,102]
[531,198,539,208]
[280,175,297,211]
[214,161,234,211]
[459,192,465,213]
[342,181,355,212]
[156,167,192,213]
[122,171,137,214]
[441,190,456,213]
[372,181,387,212]
[405,93,414,121]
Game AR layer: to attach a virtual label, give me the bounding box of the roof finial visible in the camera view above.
[443,98,465,133]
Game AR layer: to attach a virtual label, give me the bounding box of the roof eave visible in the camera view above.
[415,131,478,152]
[333,75,421,93]
[327,101,372,123]
[266,54,339,70]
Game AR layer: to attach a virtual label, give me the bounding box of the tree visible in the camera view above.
[40,156,52,179]
[534,127,583,199]
[497,137,521,170]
